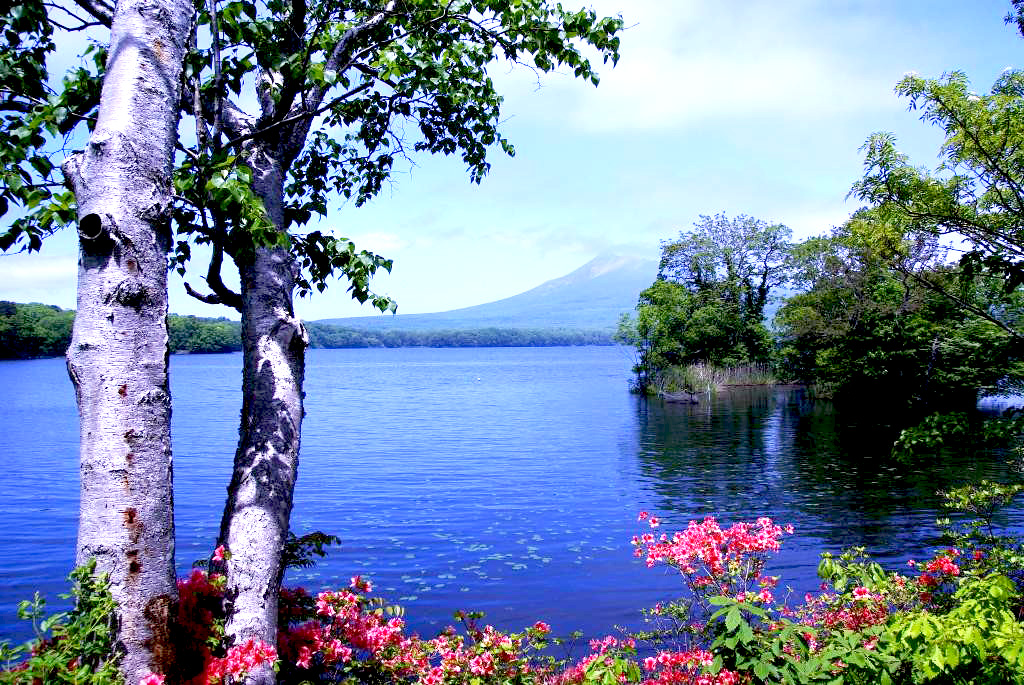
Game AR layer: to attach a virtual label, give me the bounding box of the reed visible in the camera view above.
[656,362,778,396]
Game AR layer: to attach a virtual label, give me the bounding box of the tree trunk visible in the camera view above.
[218,155,307,685]
[61,0,193,681]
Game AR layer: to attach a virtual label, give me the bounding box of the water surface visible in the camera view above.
[0,346,1019,645]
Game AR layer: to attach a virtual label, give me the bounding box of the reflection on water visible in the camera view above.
[0,348,1020,645]
[633,386,1023,575]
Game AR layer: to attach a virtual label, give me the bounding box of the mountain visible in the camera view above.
[316,255,658,331]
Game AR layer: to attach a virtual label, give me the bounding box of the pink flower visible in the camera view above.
[852,586,872,600]
[213,545,226,562]
[139,674,165,685]
[638,511,649,521]
[531,621,550,634]
[350,575,372,592]
[757,589,773,603]
[648,517,661,528]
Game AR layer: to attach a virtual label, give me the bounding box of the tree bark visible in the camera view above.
[61,0,193,680]
[217,152,307,685]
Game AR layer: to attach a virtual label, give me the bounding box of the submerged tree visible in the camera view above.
[2,0,194,680]
[3,1,623,681]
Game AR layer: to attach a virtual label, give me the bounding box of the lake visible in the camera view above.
[0,346,1020,646]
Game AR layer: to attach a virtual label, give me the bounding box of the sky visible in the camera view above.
[1,0,1022,320]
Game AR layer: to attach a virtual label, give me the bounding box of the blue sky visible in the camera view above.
[1,1,1022,320]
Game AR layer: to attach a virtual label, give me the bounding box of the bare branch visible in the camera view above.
[66,0,112,25]
[185,216,243,311]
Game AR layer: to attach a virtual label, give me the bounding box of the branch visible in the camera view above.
[185,216,243,311]
[221,81,371,151]
[69,0,112,26]
[207,0,224,141]
[899,265,1024,339]
[270,0,308,119]
[287,0,397,135]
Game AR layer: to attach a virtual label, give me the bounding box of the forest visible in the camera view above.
[0,301,612,359]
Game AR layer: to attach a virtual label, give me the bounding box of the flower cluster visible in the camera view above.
[203,639,279,685]
[276,578,557,685]
[641,649,740,685]
[633,515,792,582]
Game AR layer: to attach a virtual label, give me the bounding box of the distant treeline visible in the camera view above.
[0,301,613,360]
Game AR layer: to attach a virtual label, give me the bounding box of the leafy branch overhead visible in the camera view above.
[850,69,1024,337]
[2,0,623,311]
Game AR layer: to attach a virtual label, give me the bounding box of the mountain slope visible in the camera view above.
[316,255,657,331]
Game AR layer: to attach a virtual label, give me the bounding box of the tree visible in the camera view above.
[775,220,1024,416]
[3,2,623,681]
[620,214,791,391]
[2,0,194,681]
[849,68,1024,338]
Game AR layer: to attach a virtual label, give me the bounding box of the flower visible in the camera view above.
[139,674,165,685]
[852,586,872,600]
[350,574,372,592]
[213,545,226,562]
[531,621,551,634]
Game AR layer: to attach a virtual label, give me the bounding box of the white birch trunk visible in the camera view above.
[62,0,193,680]
[217,155,307,685]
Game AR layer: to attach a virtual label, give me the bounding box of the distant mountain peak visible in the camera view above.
[316,254,658,332]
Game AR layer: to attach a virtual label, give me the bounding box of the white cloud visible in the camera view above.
[0,255,77,308]
[493,1,925,133]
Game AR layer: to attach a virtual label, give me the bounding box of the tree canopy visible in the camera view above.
[775,221,1024,416]
[618,214,791,391]
[850,68,1024,338]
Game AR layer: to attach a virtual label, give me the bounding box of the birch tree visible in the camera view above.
[2,0,193,681]
[4,2,622,682]
[169,6,622,680]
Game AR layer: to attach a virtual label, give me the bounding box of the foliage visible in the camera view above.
[621,215,791,392]
[0,301,615,359]
[849,67,1024,338]
[0,560,121,684]
[8,494,1024,685]
[624,492,1024,685]
[891,410,1024,460]
[2,0,624,311]
[0,300,74,359]
[774,223,1024,418]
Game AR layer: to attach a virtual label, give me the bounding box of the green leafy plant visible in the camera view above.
[0,560,121,684]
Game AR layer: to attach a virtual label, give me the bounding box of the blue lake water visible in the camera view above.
[0,346,1021,645]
